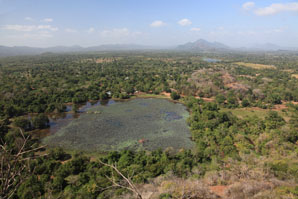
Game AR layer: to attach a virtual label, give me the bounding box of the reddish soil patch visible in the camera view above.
[199,97,215,102]
[90,157,97,162]
[274,104,287,111]
[273,101,298,110]
[209,185,227,198]
[61,159,70,165]
[138,139,146,144]
[95,58,115,63]
[160,92,171,97]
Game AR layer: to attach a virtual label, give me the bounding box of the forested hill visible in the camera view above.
[1,39,297,57]
[0,44,160,57]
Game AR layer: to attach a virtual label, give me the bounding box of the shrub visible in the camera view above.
[170,92,180,100]
[32,113,49,129]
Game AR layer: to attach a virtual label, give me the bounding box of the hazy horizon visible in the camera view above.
[1,0,298,48]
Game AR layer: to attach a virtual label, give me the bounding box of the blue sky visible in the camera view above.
[0,0,298,47]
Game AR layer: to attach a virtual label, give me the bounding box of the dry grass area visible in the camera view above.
[120,161,297,199]
[235,62,276,70]
[116,150,298,199]
[282,69,294,73]
[124,177,220,199]
[291,74,298,78]
[225,82,250,92]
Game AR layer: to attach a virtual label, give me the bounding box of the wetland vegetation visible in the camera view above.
[44,98,193,151]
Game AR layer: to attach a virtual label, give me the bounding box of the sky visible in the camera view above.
[0,0,298,48]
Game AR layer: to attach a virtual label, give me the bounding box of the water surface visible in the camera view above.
[203,58,220,63]
[43,98,193,151]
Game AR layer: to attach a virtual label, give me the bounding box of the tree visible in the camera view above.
[99,92,108,100]
[32,114,49,129]
[227,94,238,108]
[170,91,180,100]
[241,99,250,107]
[0,129,45,199]
[215,94,226,105]
[119,93,130,99]
[265,111,285,130]
[98,160,143,199]
[13,117,32,131]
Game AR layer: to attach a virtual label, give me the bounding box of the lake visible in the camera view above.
[202,58,220,63]
[43,98,193,151]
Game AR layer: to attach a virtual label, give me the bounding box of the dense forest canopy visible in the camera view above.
[0,51,297,198]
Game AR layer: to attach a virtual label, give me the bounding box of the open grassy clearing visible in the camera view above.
[292,74,298,78]
[234,62,276,69]
[220,107,290,121]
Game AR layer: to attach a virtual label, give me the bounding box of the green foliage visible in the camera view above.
[241,99,250,107]
[119,92,130,99]
[170,91,180,100]
[159,193,173,199]
[17,176,43,199]
[264,111,285,130]
[32,113,49,129]
[215,94,226,105]
[227,92,239,108]
[13,117,31,131]
[49,148,71,161]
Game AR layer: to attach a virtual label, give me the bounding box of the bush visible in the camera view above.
[170,92,180,100]
[32,113,49,129]
[159,193,172,199]
[13,117,32,131]
[241,99,250,107]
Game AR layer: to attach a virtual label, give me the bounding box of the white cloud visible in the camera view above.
[3,25,35,31]
[87,27,95,33]
[25,17,33,21]
[255,2,298,16]
[42,18,53,23]
[65,28,77,33]
[242,2,255,10]
[190,27,201,32]
[37,25,58,31]
[2,24,58,32]
[150,20,166,27]
[178,18,192,26]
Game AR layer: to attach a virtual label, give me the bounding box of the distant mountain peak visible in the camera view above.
[177,39,230,51]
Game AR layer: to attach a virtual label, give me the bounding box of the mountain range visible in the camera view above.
[177,39,230,51]
[0,39,297,57]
